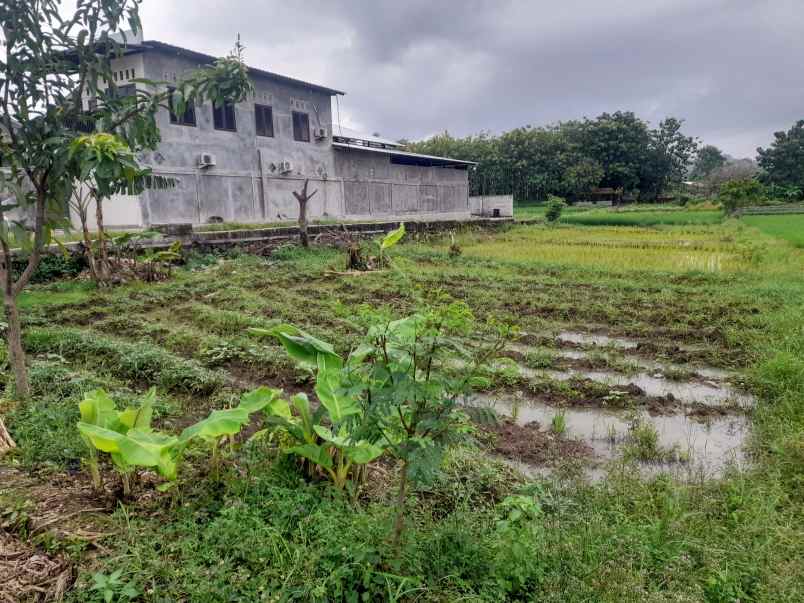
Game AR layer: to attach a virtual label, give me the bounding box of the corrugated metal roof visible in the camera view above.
[127,40,345,96]
[331,126,403,148]
[332,142,477,166]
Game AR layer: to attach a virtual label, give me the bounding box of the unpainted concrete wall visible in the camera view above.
[103,49,469,226]
[469,194,514,217]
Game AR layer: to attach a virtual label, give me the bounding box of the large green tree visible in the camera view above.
[407,111,695,202]
[0,0,252,419]
[757,119,804,195]
[691,145,727,180]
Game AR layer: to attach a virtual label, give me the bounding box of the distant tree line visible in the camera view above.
[405,111,698,202]
[407,114,804,203]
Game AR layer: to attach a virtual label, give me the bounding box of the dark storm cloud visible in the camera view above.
[138,0,804,157]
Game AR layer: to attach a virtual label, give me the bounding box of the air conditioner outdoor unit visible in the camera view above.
[314,127,328,140]
[198,153,216,168]
[279,160,293,174]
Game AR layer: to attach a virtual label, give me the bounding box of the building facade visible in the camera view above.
[88,40,474,228]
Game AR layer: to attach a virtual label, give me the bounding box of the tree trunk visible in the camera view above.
[78,204,100,282]
[293,179,317,249]
[95,194,111,284]
[391,459,409,552]
[0,417,16,453]
[4,293,29,398]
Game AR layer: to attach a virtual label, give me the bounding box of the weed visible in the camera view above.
[551,411,567,435]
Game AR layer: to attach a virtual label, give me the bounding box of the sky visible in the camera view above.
[83,1,804,157]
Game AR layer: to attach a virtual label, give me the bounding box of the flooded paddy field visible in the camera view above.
[4,219,804,600]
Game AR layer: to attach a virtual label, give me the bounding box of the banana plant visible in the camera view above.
[251,325,387,489]
[178,386,281,477]
[77,387,279,494]
[378,222,405,266]
[77,388,156,492]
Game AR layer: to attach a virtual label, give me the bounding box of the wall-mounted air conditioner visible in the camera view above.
[198,153,216,168]
[279,160,293,174]
[314,127,328,140]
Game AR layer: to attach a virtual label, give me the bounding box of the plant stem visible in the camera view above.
[391,459,409,552]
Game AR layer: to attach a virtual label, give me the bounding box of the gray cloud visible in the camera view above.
[133,0,804,157]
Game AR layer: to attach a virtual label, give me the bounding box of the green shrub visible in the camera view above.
[12,252,86,284]
[719,179,766,213]
[545,195,567,223]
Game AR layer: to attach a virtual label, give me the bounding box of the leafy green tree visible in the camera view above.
[577,111,652,194]
[757,120,804,196]
[641,117,699,198]
[691,145,727,180]
[0,0,252,409]
[719,179,766,214]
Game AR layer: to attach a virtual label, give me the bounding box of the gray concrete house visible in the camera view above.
[87,39,476,228]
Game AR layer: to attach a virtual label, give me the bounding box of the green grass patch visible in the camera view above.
[742,214,804,247]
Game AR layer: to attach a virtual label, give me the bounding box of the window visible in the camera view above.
[213,102,237,131]
[168,87,196,126]
[254,104,274,137]
[292,111,310,142]
[117,84,136,98]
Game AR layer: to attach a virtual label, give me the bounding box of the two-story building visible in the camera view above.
[87,38,475,228]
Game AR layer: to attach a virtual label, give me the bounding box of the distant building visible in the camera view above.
[87,38,475,227]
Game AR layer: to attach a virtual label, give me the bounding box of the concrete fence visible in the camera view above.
[469,194,514,217]
[736,204,804,216]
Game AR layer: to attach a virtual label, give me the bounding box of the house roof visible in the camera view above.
[332,142,477,168]
[126,40,345,96]
[331,126,403,148]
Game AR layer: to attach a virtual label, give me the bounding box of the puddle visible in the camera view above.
[473,393,749,481]
[557,331,639,349]
[538,368,754,408]
[511,342,733,381]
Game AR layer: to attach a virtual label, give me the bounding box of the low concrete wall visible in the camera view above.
[37,216,513,257]
[469,194,514,217]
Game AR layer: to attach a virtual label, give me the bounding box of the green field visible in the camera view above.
[2,219,804,601]
[515,203,725,226]
[742,213,804,247]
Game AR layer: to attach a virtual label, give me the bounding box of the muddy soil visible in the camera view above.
[483,419,592,466]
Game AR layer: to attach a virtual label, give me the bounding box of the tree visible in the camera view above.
[641,117,699,199]
[757,120,804,194]
[67,133,174,285]
[579,111,652,194]
[0,0,252,416]
[292,179,317,248]
[691,145,727,180]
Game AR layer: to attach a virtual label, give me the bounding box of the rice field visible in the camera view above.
[742,213,804,247]
[454,223,766,273]
[514,203,725,226]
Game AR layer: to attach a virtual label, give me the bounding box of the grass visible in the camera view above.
[453,222,764,273]
[2,219,804,601]
[515,202,725,226]
[742,214,804,247]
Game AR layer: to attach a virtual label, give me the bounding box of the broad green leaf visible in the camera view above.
[288,443,333,470]
[290,393,315,441]
[380,223,405,250]
[77,422,124,454]
[78,389,118,429]
[344,441,384,465]
[179,407,250,444]
[239,386,281,414]
[269,324,342,370]
[315,368,360,424]
[118,387,156,431]
[313,424,348,447]
[122,429,178,474]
